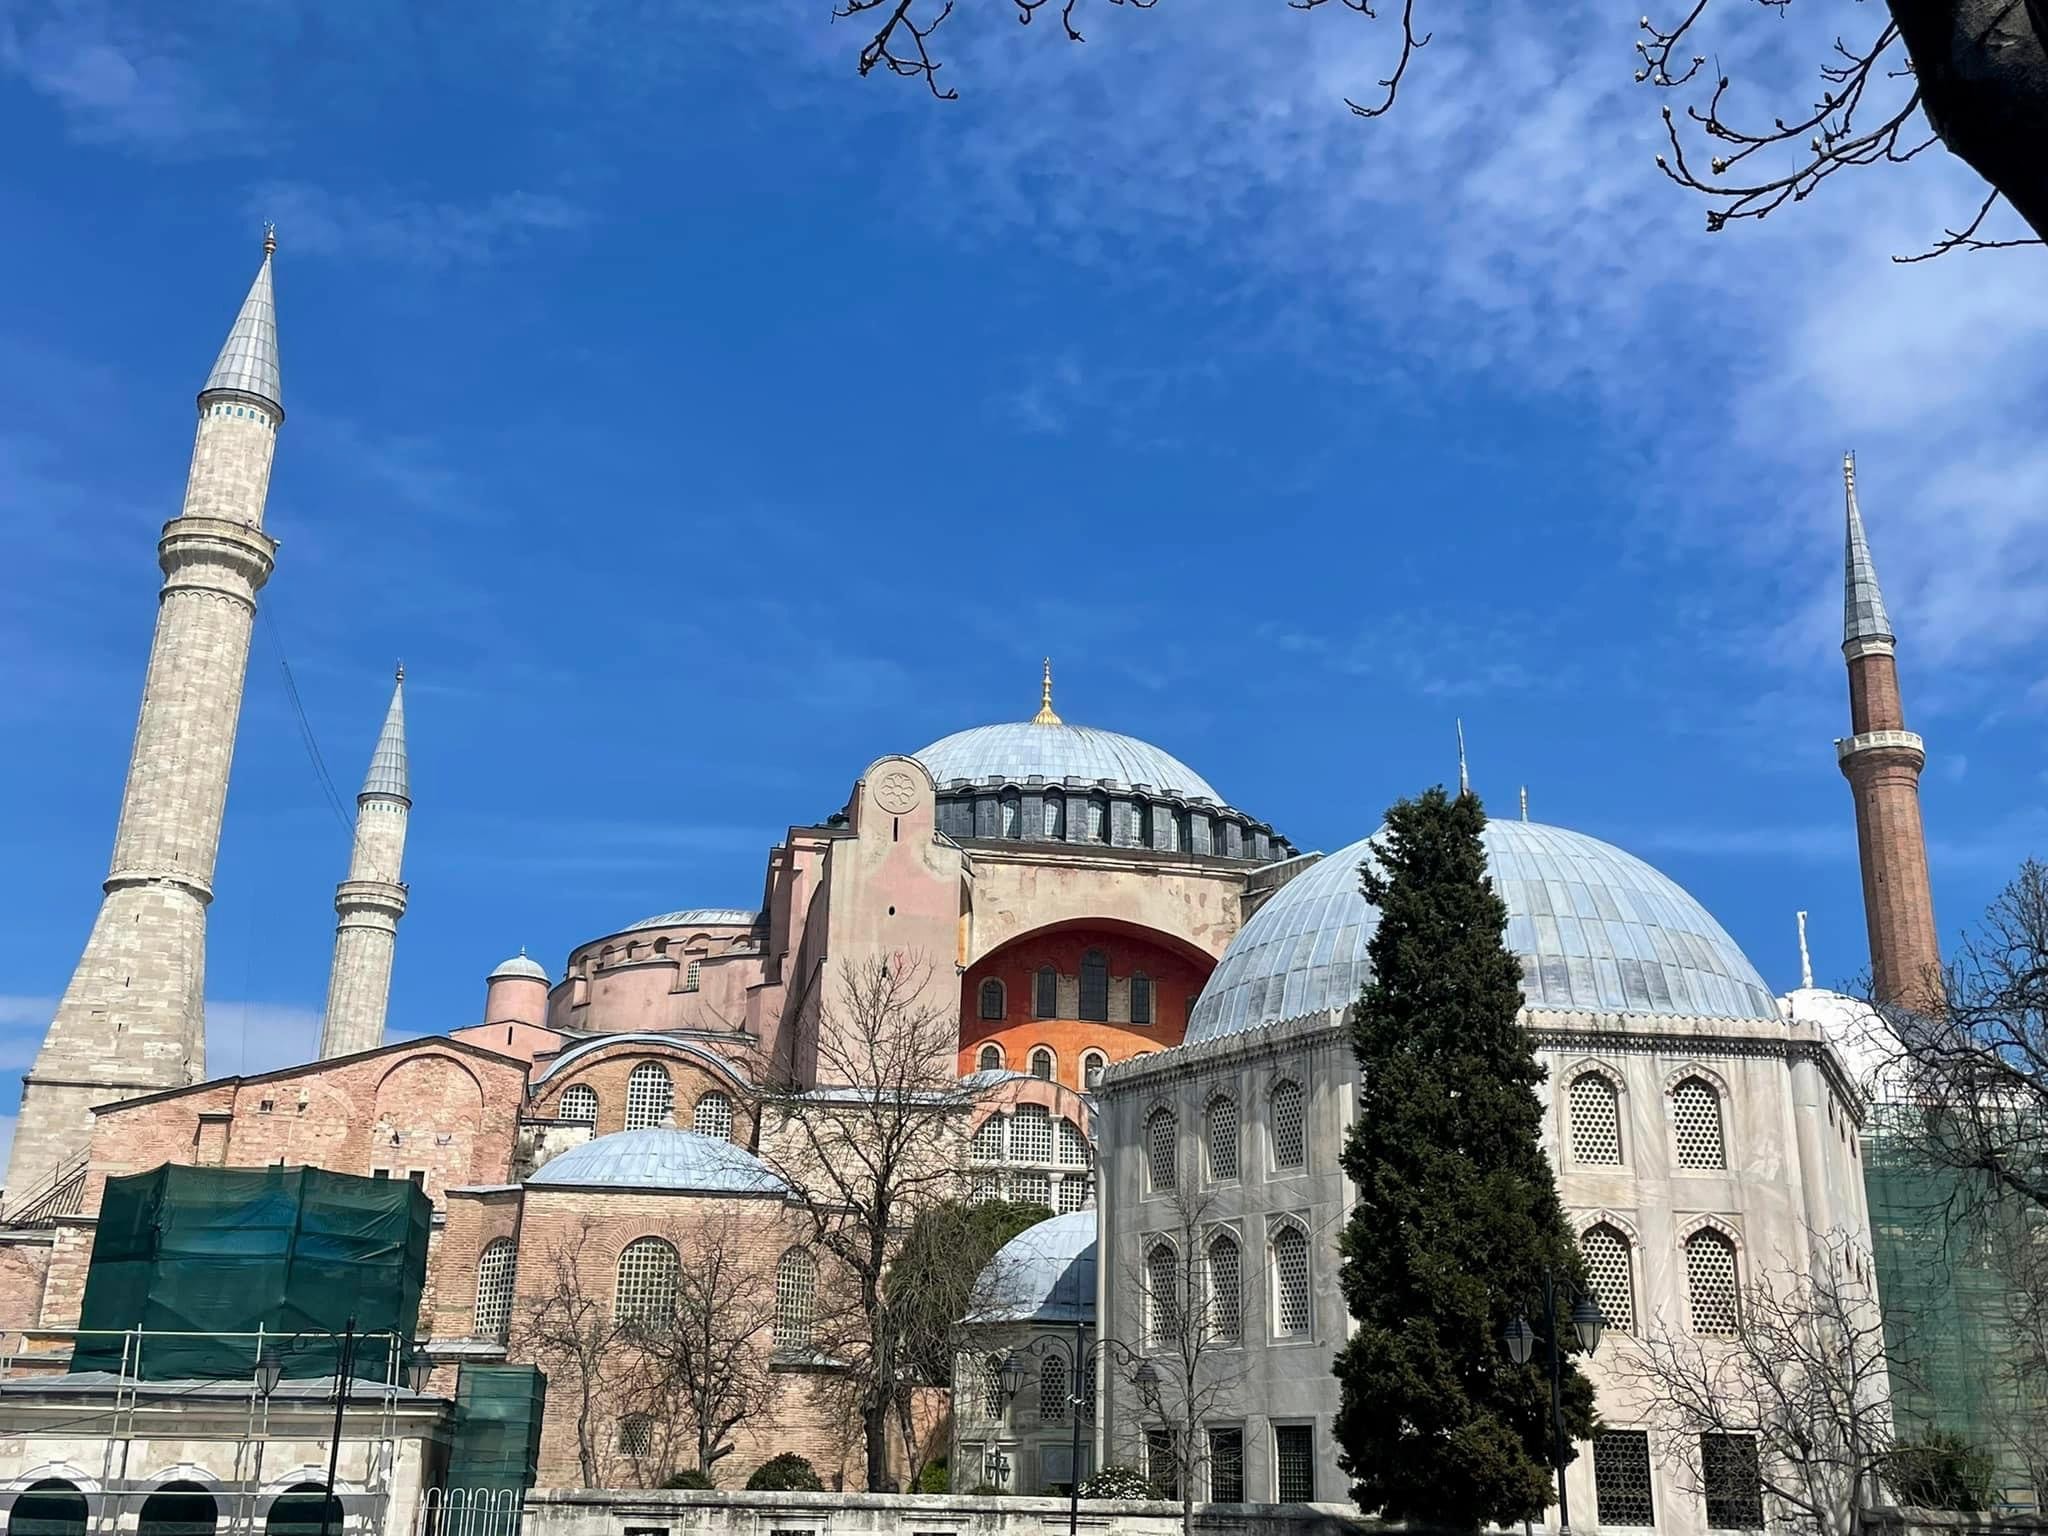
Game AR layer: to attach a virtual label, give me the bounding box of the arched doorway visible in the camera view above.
[265,1482,344,1536]
[8,1479,86,1536]
[137,1482,218,1536]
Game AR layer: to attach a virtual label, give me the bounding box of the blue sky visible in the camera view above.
[2,0,2044,1164]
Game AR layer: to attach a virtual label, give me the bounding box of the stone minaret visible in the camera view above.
[4,235,283,1200]
[1835,452,1941,1013]
[319,669,410,1058]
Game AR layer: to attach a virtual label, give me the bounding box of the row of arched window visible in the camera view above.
[1145,1080,1306,1193]
[977,954,1155,1026]
[1577,1220,1743,1336]
[967,1348,1098,1425]
[609,1236,819,1350]
[975,1041,1112,1089]
[554,1066,735,1139]
[1141,1222,1313,1349]
[1566,1069,1728,1170]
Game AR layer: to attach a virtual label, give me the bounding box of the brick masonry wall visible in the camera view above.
[528,1047,758,1146]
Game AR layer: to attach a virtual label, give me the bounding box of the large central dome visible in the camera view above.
[916,721,1222,802]
[1188,819,1779,1042]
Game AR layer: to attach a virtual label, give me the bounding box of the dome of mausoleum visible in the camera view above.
[1189,819,1779,1043]
[917,722,1223,802]
[527,1127,784,1194]
[965,1210,1097,1325]
[488,953,549,982]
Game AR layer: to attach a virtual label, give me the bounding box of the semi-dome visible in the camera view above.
[916,722,1222,802]
[1189,820,1779,1043]
[965,1210,1097,1325]
[488,953,549,982]
[527,1127,784,1195]
[619,907,760,933]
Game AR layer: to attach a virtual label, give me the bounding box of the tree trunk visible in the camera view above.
[1889,0,2048,237]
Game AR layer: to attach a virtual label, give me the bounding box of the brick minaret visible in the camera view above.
[1835,452,1940,1013]
[319,668,410,1058]
[4,235,283,1201]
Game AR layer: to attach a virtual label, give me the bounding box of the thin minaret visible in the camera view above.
[319,667,411,1058]
[4,233,283,1201]
[1834,452,1940,1014]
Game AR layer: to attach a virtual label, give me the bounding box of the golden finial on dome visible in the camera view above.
[1032,657,1063,726]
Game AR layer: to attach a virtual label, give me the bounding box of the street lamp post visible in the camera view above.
[1501,1274,1605,1536]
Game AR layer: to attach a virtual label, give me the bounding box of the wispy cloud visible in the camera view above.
[248,181,588,268]
[0,1,244,152]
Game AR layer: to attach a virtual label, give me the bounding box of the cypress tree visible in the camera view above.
[1333,787,1596,1528]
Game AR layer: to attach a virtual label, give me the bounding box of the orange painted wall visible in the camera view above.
[956,926,1210,1091]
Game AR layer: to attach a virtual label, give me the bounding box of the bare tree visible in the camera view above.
[1120,1186,1249,1536]
[1612,1231,1895,1536]
[835,0,2047,253]
[509,1221,643,1486]
[747,951,979,1491]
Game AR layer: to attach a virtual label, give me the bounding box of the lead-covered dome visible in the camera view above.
[1190,820,1779,1042]
[916,722,1222,802]
[528,1127,785,1195]
[965,1211,1097,1325]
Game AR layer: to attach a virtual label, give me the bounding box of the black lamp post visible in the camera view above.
[1501,1274,1605,1536]
[255,1319,433,1536]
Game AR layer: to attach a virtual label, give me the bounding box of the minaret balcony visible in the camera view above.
[1835,729,1925,767]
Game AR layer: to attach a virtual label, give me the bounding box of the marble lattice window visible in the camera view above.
[972,1115,1006,1163]
[1569,1073,1624,1164]
[617,1413,653,1455]
[557,1083,597,1124]
[1146,1109,1178,1193]
[1013,1172,1052,1209]
[1146,1243,1181,1347]
[1012,1104,1054,1163]
[1039,1349,1068,1423]
[1270,1080,1306,1170]
[1057,1117,1091,1167]
[1272,1224,1311,1337]
[1205,1095,1240,1181]
[1685,1229,1741,1334]
[473,1238,516,1341]
[1594,1430,1656,1528]
[1702,1433,1764,1529]
[1672,1077,1727,1169]
[1206,1232,1243,1344]
[615,1237,678,1325]
[775,1248,816,1351]
[691,1091,733,1141]
[624,1062,673,1131]
[970,1172,1000,1204]
[1581,1224,1636,1334]
[1057,1175,1090,1213]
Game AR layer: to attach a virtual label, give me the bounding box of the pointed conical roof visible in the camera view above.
[360,670,409,802]
[1842,452,1894,653]
[201,238,282,414]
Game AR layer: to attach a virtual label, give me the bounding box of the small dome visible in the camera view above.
[966,1211,1097,1325]
[488,953,549,983]
[620,907,760,933]
[1782,987,1905,1102]
[1191,819,1779,1042]
[528,1127,784,1195]
[916,722,1222,802]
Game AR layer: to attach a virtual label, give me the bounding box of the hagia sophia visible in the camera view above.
[0,239,1955,1533]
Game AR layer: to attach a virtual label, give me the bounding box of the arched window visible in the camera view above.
[972,1114,1006,1162]
[1580,1224,1636,1334]
[683,959,702,992]
[1057,1117,1090,1168]
[1079,949,1109,1022]
[1039,1348,1068,1422]
[615,1236,679,1324]
[977,1043,1004,1073]
[691,1091,734,1141]
[1686,1228,1741,1333]
[624,1062,673,1130]
[1057,1174,1090,1213]
[10,1479,87,1536]
[1570,1073,1624,1164]
[978,978,1006,1020]
[1130,972,1154,1025]
[264,1485,343,1536]
[1205,1095,1240,1181]
[138,1484,217,1536]
[1272,1224,1311,1337]
[1000,789,1022,837]
[1011,1104,1054,1163]
[1043,791,1066,839]
[1207,1232,1243,1344]
[1030,1047,1055,1081]
[1672,1077,1727,1169]
[557,1083,597,1124]
[1146,1242,1180,1347]
[1086,793,1110,843]
[775,1248,817,1351]
[1146,1108,1178,1193]
[1082,1051,1107,1090]
[1034,966,1059,1019]
[1133,800,1154,848]
[1270,1080,1306,1170]
[980,1352,1007,1422]
[474,1237,516,1340]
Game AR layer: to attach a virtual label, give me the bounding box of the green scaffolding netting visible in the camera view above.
[444,1365,548,1494]
[72,1163,431,1382]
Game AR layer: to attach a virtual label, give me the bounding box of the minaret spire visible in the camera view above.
[1832,455,1940,1014]
[5,236,284,1201]
[320,668,412,1058]
[1797,911,1814,990]
[1032,657,1063,726]
[1456,719,1470,796]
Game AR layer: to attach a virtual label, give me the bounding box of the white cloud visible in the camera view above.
[0,1,244,151]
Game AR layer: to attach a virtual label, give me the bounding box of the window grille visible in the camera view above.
[1273,1224,1311,1337]
[1673,1077,1727,1169]
[1080,1358,1097,1421]
[1145,1428,1179,1499]
[1000,790,1022,836]
[558,1083,597,1124]
[1146,1109,1178,1192]
[1044,792,1065,839]
[1208,1428,1245,1503]
[978,979,1005,1020]
[1039,1351,1068,1423]
[1057,1176,1089,1213]
[616,1413,653,1455]
[1593,1430,1655,1527]
[1079,950,1109,1022]
[683,959,701,992]
[775,1248,816,1351]
[1012,1104,1054,1163]
[1686,1229,1741,1334]
[1205,1096,1240,1181]
[1035,967,1058,1019]
[1146,1243,1180,1347]
[1569,1073,1624,1164]
[1013,1172,1052,1208]
[473,1238,516,1341]
[1207,1232,1242,1344]
[1030,1048,1055,1081]
[1083,1053,1106,1090]
[691,1091,734,1141]
[972,1115,1007,1163]
[1580,1223,1636,1333]
[1271,1081,1305,1170]
[981,1353,1006,1422]
[1058,1117,1091,1168]
[624,1062,673,1130]
[1274,1424,1316,1503]
[1131,974,1153,1025]
[1701,1433,1764,1529]
[615,1237,678,1324]
[1086,794,1109,843]
[971,1172,1000,1204]
[978,1044,1003,1073]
